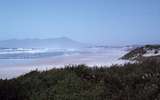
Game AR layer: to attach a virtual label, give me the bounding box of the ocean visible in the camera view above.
[0,47,129,79]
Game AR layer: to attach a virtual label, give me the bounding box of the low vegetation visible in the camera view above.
[122,44,160,60]
[0,58,160,100]
[145,45,160,50]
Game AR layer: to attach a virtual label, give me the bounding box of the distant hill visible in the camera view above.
[121,44,160,60]
[0,37,86,48]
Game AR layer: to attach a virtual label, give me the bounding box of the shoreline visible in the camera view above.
[0,48,129,79]
[0,59,130,79]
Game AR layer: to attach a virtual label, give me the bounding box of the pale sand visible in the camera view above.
[0,48,130,79]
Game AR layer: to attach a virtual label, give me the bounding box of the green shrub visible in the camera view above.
[0,59,160,100]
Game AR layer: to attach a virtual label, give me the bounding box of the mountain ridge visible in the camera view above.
[0,37,86,48]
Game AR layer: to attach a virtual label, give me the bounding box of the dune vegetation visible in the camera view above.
[0,57,160,100]
[122,45,160,60]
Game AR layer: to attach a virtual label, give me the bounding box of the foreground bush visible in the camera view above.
[0,59,160,100]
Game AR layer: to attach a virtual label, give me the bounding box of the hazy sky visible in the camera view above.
[0,0,160,45]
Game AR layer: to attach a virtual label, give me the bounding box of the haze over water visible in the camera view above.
[0,0,160,79]
[0,44,130,79]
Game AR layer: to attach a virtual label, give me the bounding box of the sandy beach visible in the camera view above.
[0,47,130,79]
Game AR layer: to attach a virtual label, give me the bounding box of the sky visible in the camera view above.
[0,0,160,45]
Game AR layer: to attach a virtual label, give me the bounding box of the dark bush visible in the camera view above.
[0,59,160,100]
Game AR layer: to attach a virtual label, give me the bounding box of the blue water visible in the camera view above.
[0,48,81,59]
[0,47,130,79]
[0,52,65,59]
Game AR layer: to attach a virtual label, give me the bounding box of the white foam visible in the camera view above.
[0,47,130,79]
